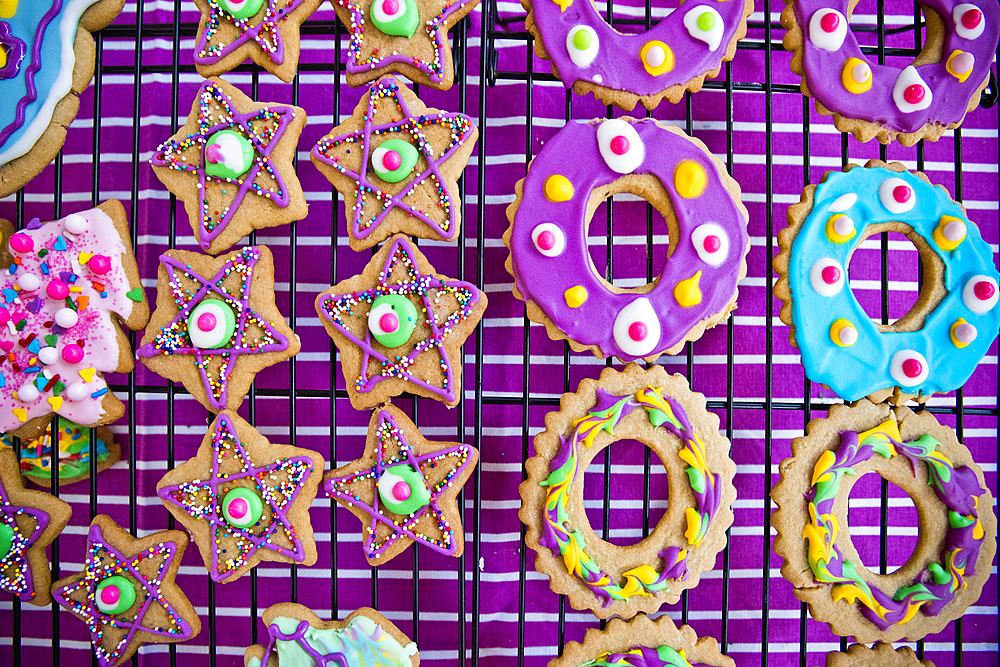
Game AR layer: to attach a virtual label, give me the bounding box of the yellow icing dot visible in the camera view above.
[640,41,674,76]
[950,318,974,348]
[550,0,572,11]
[544,174,574,202]
[674,271,702,307]
[564,285,588,308]
[932,215,967,251]
[48,396,63,411]
[674,161,707,199]
[12,408,26,422]
[0,0,16,19]
[79,367,96,383]
[0,48,6,69]
[945,50,973,83]
[829,318,858,347]
[841,57,872,94]
[825,214,856,244]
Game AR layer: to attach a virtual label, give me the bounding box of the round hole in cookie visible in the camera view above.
[842,0,942,73]
[583,438,669,547]
[847,472,919,575]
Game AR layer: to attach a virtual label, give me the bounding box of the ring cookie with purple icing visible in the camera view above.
[324,402,478,566]
[315,234,486,409]
[519,364,736,619]
[825,643,933,667]
[552,614,734,667]
[311,77,479,251]
[1,421,119,487]
[0,201,150,440]
[770,399,997,643]
[523,0,752,110]
[505,118,750,363]
[193,0,325,83]
[781,0,999,145]
[244,603,419,667]
[156,410,325,584]
[0,448,72,606]
[137,246,301,414]
[150,78,308,256]
[0,0,127,198]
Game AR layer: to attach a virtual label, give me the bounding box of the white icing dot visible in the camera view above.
[566,25,599,68]
[809,9,848,51]
[955,322,977,344]
[38,347,59,365]
[16,384,39,403]
[809,258,845,297]
[66,383,90,402]
[833,216,855,236]
[943,219,966,242]
[890,350,929,387]
[17,273,40,292]
[853,61,871,83]
[954,3,986,40]
[531,223,566,257]
[55,308,79,328]
[839,325,859,346]
[962,275,998,313]
[828,193,857,212]
[892,66,933,113]
[646,45,666,67]
[878,177,916,214]
[64,214,88,235]
[596,119,645,174]
[691,223,729,266]
[613,298,661,358]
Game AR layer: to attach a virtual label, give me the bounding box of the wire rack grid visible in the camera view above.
[0,0,997,665]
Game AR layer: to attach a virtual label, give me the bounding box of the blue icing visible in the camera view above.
[788,167,1000,401]
[26,338,39,353]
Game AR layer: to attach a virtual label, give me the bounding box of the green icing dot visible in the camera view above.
[222,487,265,529]
[948,509,975,529]
[377,463,431,515]
[572,29,592,50]
[696,10,716,31]
[204,129,255,181]
[95,575,136,615]
[0,524,13,559]
[187,300,237,349]
[371,138,419,184]
[927,562,951,585]
[370,0,420,38]
[369,294,418,348]
[217,0,265,20]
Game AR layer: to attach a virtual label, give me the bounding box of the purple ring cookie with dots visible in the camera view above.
[504,118,750,363]
[523,0,753,110]
[782,0,999,145]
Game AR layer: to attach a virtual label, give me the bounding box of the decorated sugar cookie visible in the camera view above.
[781,0,999,144]
[0,202,150,440]
[523,0,752,110]
[0,449,71,606]
[156,411,324,583]
[315,234,486,409]
[775,160,1000,404]
[324,403,478,565]
[311,77,478,251]
[0,0,126,197]
[150,78,308,255]
[520,364,736,619]
[244,603,419,667]
[1,421,119,487]
[138,246,300,413]
[504,117,750,362]
[193,0,324,83]
[51,515,201,667]
[771,400,996,643]
[826,643,933,667]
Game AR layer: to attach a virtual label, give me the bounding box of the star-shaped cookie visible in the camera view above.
[150,78,307,255]
[157,410,324,583]
[51,515,201,667]
[314,234,486,409]
[0,449,71,606]
[333,0,478,89]
[326,404,478,565]
[311,77,478,250]
[193,0,324,83]
[137,246,300,413]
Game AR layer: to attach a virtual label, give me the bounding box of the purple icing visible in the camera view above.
[0,22,26,81]
[193,0,305,66]
[793,0,1000,133]
[25,218,42,230]
[257,619,350,667]
[0,2,62,149]
[531,0,748,97]
[0,475,51,602]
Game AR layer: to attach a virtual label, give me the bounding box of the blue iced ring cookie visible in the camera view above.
[777,160,1000,401]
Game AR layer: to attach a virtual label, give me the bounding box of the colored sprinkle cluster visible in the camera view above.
[197,0,302,63]
[584,645,707,667]
[0,478,48,600]
[1,423,112,481]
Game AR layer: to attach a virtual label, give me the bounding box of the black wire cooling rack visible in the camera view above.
[1,0,998,665]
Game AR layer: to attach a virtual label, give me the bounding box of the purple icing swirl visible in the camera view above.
[0,22,27,81]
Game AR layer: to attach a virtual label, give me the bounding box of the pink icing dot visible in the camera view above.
[903,84,925,105]
[902,358,923,378]
[379,312,399,333]
[821,265,840,285]
[0,308,8,326]
[974,280,995,301]
[820,11,840,32]
[88,255,112,275]
[9,234,33,253]
[703,235,721,253]
[205,143,225,165]
[382,150,402,171]
[46,279,69,300]
[609,135,630,156]
[962,8,981,28]
[197,312,217,332]
[893,184,911,203]
[100,585,120,606]
[393,480,411,501]
[383,0,400,13]
[62,345,84,364]
[228,498,249,520]
[628,321,648,341]
[536,230,556,251]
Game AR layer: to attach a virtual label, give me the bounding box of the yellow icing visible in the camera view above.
[640,40,674,76]
[932,215,966,251]
[829,318,857,347]
[857,419,900,451]
[0,0,16,19]
[674,161,707,199]
[673,271,702,307]
[551,0,572,10]
[47,396,63,411]
[564,285,588,308]
[841,57,872,94]
[950,318,971,348]
[544,174,574,202]
[945,50,972,83]
[825,213,856,244]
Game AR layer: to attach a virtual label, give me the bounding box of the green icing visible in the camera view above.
[927,562,951,585]
[685,466,706,495]
[0,524,14,559]
[204,130,255,180]
[369,294,418,348]
[369,0,420,37]
[218,0,265,20]
[271,615,417,667]
[371,139,419,183]
[696,11,715,31]
[377,463,431,515]
[948,509,975,529]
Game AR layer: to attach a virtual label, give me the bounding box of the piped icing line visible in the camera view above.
[324,409,476,560]
[583,645,710,667]
[1,421,112,482]
[0,474,50,601]
[316,236,483,403]
[136,247,292,411]
[790,0,999,135]
[250,614,418,667]
[194,0,303,66]
[149,80,296,251]
[51,523,197,667]
[311,78,477,243]
[156,413,317,581]
[803,419,987,631]
[0,207,140,433]
[538,386,722,606]
[785,165,1000,400]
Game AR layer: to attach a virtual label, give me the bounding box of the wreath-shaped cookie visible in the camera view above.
[519,363,736,619]
[771,399,996,643]
[825,643,933,667]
